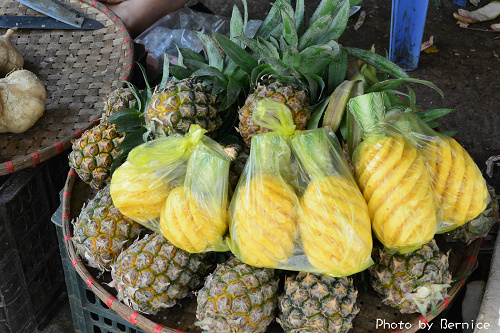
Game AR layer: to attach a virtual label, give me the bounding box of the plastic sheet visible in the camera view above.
[228,99,373,276]
[110,125,230,253]
[384,111,491,233]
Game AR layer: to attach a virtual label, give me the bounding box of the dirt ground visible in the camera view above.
[197,0,500,190]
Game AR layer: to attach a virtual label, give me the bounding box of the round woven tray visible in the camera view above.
[61,169,481,333]
[0,0,134,175]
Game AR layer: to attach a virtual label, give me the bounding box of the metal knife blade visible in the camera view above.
[16,0,84,28]
[0,16,104,30]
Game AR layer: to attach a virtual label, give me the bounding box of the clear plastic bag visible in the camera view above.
[384,111,491,233]
[110,125,230,252]
[228,99,373,276]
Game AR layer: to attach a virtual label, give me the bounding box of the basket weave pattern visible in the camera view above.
[0,0,134,175]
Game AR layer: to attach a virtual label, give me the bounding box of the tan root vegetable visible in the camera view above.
[0,28,24,77]
[0,70,46,133]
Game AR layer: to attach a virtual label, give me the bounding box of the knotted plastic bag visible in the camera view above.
[228,98,373,276]
[110,124,230,252]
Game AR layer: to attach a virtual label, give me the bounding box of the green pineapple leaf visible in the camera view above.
[298,15,333,51]
[169,64,192,80]
[295,0,305,31]
[110,127,148,175]
[255,0,287,39]
[237,36,279,59]
[108,109,144,133]
[159,55,170,90]
[277,0,298,48]
[214,32,258,75]
[318,0,350,43]
[196,32,224,71]
[417,108,454,122]
[345,47,409,79]
[367,78,444,97]
[327,47,348,92]
[311,0,341,24]
[230,2,246,48]
[298,42,340,75]
[283,47,301,70]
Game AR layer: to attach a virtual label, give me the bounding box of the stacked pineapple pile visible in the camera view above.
[65,0,496,332]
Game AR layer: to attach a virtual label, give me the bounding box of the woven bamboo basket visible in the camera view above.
[61,169,481,333]
[0,0,134,175]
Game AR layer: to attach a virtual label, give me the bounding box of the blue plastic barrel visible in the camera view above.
[453,0,467,7]
[389,0,429,71]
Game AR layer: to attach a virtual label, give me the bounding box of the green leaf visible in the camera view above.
[348,92,386,134]
[196,32,224,71]
[230,4,245,47]
[219,76,242,110]
[298,15,333,50]
[319,0,350,42]
[192,67,227,85]
[350,0,363,5]
[283,47,301,70]
[327,48,348,92]
[256,1,286,39]
[251,64,276,84]
[345,47,409,79]
[426,121,443,129]
[299,43,339,74]
[111,127,148,175]
[178,47,207,64]
[303,74,325,103]
[295,0,305,31]
[417,108,454,122]
[237,36,277,59]
[311,0,341,24]
[322,80,361,132]
[367,78,444,97]
[214,32,258,74]
[439,130,459,138]
[158,55,170,90]
[169,65,192,80]
[307,94,331,129]
[277,0,298,48]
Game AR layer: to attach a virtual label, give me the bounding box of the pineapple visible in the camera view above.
[110,233,210,314]
[349,93,439,253]
[291,126,373,276]
[445,185,499,244]
[278,272,360,333]
[196,256,279,333]
[222,142,249,191]
[101,87,136,123]
[69,122,124,190]
[72,184,145,271]
[388,111,490,233]
[110,161,172,225]
[369,240,452,316]
[145,78,223,138]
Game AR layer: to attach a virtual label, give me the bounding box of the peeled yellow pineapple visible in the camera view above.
[110,161,171,224]
[299,176,373,275]
[354,134,438,252]
[232,174,298,268]
[160,186,228,253]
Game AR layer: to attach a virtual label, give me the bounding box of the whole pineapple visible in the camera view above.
[145,78,223,138]
[196,256,279,333]
[69,122,124,190]
[72,184,145,271]
[110,233,210,314]
[369,240,452,316]
[278,272,360,333]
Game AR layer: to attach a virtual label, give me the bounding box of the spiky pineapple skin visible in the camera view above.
[369,240,452,315]
[101,87,136,123]
[238,82,309,147]
[72,184,145,271]
[146,78,222,138]
[353,134,437,253]
[69,122,124,190]
[231,174,298,268]
[111,233,210,315]
[196,256,279,333]
[278,272,359,333]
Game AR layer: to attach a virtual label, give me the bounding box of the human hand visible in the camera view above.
[97,0,127,4]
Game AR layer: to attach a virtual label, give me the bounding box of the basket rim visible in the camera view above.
[0,0,134,176]
[61,169,481,333]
